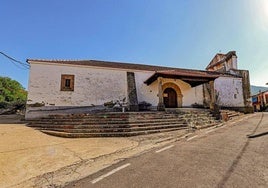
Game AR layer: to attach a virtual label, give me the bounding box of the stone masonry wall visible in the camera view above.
[27,63,128,106]
[127,72,139,111]
[214,76,244,107]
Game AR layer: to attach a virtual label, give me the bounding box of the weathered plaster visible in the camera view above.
[27,61,246,114]
[27,63,128,106]
[135,72,159,106]
[214,77,244,107]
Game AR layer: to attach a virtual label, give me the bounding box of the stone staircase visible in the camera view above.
[26,108,226,138]
[27,112,189,138]
[166,108,222,129]
[220,109,243,121]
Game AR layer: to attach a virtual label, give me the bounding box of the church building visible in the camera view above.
[25,51,252,119]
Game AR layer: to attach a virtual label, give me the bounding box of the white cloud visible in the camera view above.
[250,0,268,31]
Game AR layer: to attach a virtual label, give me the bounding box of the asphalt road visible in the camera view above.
[66,112,268,188]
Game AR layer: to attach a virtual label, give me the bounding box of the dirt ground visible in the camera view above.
[0,114,189,187]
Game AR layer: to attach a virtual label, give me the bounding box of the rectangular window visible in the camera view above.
[65,79,71,88]
[61,74,74,91]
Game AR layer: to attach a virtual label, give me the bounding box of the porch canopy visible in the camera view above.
[144,69,221,87]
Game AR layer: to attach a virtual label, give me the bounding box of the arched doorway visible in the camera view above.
[163,88,177,108]
[162,82,183,107]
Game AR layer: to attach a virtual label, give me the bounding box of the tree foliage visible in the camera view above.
[0,77,27,108]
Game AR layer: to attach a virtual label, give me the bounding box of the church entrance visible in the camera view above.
[163,88,178,108]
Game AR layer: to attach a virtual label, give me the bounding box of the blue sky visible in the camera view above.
[0,0,267,89]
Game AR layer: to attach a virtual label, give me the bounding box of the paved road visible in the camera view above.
[66,113,268,188]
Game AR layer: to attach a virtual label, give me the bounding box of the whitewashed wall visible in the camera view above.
[214,77,244,107]
[27,63,128,106]
[27,62,244,109]
[28,63,207,108]
[135,72,158,106]
[182,84,204,106]
[137,77,204,107]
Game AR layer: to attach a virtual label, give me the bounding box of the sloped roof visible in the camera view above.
[27,59,224,73]
[27,59,190,71]
[144,69,225,87]
[251,85,268,96]
[206,51,236,70]
[27,59,238,87]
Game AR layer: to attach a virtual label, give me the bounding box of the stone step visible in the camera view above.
[35,124,187,133]
[220,110,242,119]
[37,113,214,122]
[28,116,184,121]
[29,124,130,129]
[228,112,241,116]
[45,113,179,119]
[40,127,187,138]
[27,118,186,126]
[187,122,219,126]
[182,117,216,121]
[26,110,223,138]
[181,113,213,117]
[45,112,213,120]
[37,115,183,121]
[195,122,221,129]
[36,114,180,119]
[28,121,187,129]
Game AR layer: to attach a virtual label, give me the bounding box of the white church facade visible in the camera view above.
[25,51,252,119]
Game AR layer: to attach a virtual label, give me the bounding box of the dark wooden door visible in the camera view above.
[163,88,177,108]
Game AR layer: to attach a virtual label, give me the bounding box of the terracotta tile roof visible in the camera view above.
[27,59,182,71]
[206,51,236,70]
[156,69,221,78]
[144,69,227,87]
[27,58,220,73]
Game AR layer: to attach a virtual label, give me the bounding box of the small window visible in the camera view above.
[61,74,74,91]
[234,94,237,99]
[65,79,71,88]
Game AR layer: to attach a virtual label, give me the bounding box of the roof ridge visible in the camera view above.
[27,58,237,76]
[27,58,208,72]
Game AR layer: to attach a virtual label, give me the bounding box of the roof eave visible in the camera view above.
[144,73,219,87]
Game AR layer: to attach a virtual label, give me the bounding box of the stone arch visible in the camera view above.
[162,82,183,107]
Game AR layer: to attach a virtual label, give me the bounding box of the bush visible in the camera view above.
[104,101,115,108]
[191,103,204,108]
[0,101,9,109]
[0,77,27,114]
[0,77,27,103]
[138,101,152,111]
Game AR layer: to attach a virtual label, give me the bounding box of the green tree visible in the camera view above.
[0,77,27,108]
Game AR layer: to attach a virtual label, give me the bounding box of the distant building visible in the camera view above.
[25,51,252,119]
[206,51,237,72]
[252,90,268,111]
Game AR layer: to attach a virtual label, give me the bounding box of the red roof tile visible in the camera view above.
[144,69,227,87]
[27,59,225,74]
